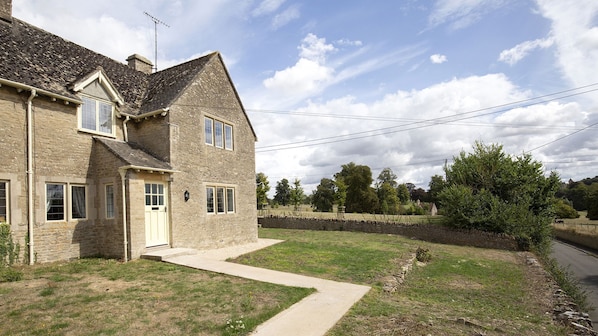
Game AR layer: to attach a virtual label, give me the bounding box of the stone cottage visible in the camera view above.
[0,0,258,263]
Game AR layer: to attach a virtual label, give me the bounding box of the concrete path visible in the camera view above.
[142,239,371,336]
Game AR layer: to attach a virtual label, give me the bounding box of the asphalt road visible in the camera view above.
[551,240,598,325]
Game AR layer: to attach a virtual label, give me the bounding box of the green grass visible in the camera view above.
[1,258,314,336]
[233,228,567,335]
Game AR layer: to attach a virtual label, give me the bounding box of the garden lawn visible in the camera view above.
[0,258,313,336]
[233,228,567,335]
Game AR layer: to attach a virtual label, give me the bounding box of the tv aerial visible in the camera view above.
[144,11,170,72]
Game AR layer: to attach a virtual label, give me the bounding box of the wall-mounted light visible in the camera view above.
[184,190,190,202]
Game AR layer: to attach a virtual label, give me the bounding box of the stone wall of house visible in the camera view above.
[0,85,130,263]
[127,116,171,162]
[258,216,520,250]
[164,54,258,251]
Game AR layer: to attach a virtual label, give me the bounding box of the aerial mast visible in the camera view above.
[144,11,169,72]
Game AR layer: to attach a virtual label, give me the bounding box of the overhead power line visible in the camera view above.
[255,83,598,153]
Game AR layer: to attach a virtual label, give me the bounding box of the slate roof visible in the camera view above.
[94,137,173,171]
[0,18,214,116]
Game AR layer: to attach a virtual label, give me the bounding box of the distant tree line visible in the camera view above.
[557,177,598,220]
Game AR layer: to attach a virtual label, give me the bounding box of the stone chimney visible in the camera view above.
[126,54,153,74]
[0,0,12,24]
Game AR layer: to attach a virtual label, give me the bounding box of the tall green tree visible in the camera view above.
[440,141,560,251]
[335,162,379,213]
[273,178,291,206]
[255,172,270,209]
[290,178,305,211]
[376,168,398,188]
[587,184,598,220]
[377,182,400,214]
[312,178,336,212]
[428,174,447,205]
[397,184,410,203]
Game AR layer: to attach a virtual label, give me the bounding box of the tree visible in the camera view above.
[564,182,589,211]
[553,198,579,219]
[289,178,305,211]
[439,141,560,252]
[273,178,291,206]
[397,184,410,203]
[410,188,429,202]
[587,184,598,220]
[335,162,379,213]
[377,182,400,214]
[334,179,347,208]
[312,178,335,212]
[428,174,447,205]
[255,172,270,209]
[376,168,398,188]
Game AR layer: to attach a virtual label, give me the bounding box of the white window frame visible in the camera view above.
[0,181,8,223]
[206,186,235,215]
[204,117,214,145]
[71,185,87,220]
[224,124,233,150]
[46,183,66,222]
[206,187,215,214]
[105,184,115,219]
[79,95,115,136]
[205,116,233,151]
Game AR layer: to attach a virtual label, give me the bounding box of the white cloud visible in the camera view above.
[299,33,336,63]
[498,37,554,65]
[428,0,508,30]
[271,5,300,29]
[263,58,334,95]
[536,0,598,89]
[252,0,286,17]
[430,54,447,64]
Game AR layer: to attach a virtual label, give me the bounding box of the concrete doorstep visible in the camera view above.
[142,239,371,336]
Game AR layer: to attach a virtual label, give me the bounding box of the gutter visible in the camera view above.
[131,107,170,120]
[26,89,36,265]
[0,78,81,105]
[118,168,129,262]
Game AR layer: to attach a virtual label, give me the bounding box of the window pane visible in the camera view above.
[205,117,213,145]
[145,184,151,194]
[81,97,96,131]
[145,195,151,206]
[46,184,64,221]
[214,121,223,148]
[105,185,114,218]
[226,188,234,213]
[158,195,164,206]
[0,182,6,222]
[216,187,225,213]
[224,124,233,150]
[71,186,86,219]
[152,184,157,194]
[98,102,112,134]
[206,187,214,213]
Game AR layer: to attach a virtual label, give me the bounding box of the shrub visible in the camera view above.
[416,247,432,262]
[553,198,579,219]
[0,223,20,266]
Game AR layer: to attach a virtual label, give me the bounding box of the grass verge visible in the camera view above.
[0,258,314,336]
[233,228,568,335]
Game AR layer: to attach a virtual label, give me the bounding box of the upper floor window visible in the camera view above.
[80,96,114,136]
[205,116,233,150]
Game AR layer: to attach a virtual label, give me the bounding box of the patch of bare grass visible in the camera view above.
[0,258,313,335]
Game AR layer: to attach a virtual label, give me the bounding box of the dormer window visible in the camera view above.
[81,96,114,135]
[73,68,124,137]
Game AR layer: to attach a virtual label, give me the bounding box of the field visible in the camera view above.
[553,211,598,235]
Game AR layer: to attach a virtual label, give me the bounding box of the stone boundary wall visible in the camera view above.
[258,216,519,251]
[554,229,598,252]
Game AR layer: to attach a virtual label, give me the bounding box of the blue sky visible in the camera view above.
[14,0,598,193]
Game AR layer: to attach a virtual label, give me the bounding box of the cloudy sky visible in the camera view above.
[13,0,598,193]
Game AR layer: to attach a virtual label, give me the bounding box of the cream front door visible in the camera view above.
[144,183,169,247]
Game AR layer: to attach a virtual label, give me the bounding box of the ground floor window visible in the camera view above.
[206,186,235,214]
[71,185,87,219]
[46,184,65,221]
[46,183,88,221]
[105,184,115,219]
[0,181,7,223]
